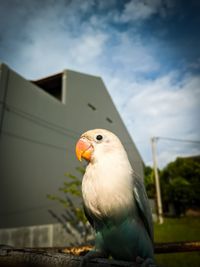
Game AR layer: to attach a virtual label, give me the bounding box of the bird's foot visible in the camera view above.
[136,256,157,267]
[80,250,108,267]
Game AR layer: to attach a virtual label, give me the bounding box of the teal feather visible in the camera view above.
[84,174,154,261]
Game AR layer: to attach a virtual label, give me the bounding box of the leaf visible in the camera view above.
[47,166,91,245]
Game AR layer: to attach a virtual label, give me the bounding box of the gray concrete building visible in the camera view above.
[0,63,144,247]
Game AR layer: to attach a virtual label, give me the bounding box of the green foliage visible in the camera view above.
[144,156,200,217]
[47,166,92,245]
[144,165,156,198]
[160,156,200,216]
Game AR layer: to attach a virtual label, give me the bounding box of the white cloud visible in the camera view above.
[120,0,161,22]
[117,0,176,22]
[13,3,108,79]
[157,143,200,169]
[14,5,160,80]
[68,33,108,65]
[107,72,200,168]
[110,33,159,73]
[1,0,199,169]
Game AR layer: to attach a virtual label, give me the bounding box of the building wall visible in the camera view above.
[0,223,92,247]
[0,63,144,246]
[0,64,70,228]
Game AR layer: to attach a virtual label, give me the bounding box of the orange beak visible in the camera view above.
[75,138,93,161]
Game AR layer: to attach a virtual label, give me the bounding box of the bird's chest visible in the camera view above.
[82,165,133,218]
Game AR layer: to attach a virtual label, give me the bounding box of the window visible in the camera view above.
[106,117,113,123]
[32,73,62,101]
[87,103,96,111]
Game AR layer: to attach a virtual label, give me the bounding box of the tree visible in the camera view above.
[144,165,156,199]
[160,156,200,216]
[47,167,92,246]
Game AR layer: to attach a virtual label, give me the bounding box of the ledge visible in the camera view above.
[1,241,200,267]
[0,247,139,267]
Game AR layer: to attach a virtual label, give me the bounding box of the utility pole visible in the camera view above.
[151,137,164,224]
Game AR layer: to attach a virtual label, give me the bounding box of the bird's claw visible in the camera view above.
[79,250,108,267]
[80,256,89,267]
[136,256,157,267]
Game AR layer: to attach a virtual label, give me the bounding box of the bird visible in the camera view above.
[75,129,155,266]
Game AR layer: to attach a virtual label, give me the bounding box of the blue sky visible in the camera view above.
[0,0,200,167]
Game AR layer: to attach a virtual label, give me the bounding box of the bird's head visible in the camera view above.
[75,129,125,163]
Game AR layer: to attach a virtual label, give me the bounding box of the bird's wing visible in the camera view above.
[83,203,95,228]
[83,203,108,231]
[133,174,154,242]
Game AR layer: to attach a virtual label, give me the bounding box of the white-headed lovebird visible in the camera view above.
[75,129,155,266]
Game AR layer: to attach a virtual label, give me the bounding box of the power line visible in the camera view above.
[155,136,200,145]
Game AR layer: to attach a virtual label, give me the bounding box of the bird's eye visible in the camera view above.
[96,134,103,141]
